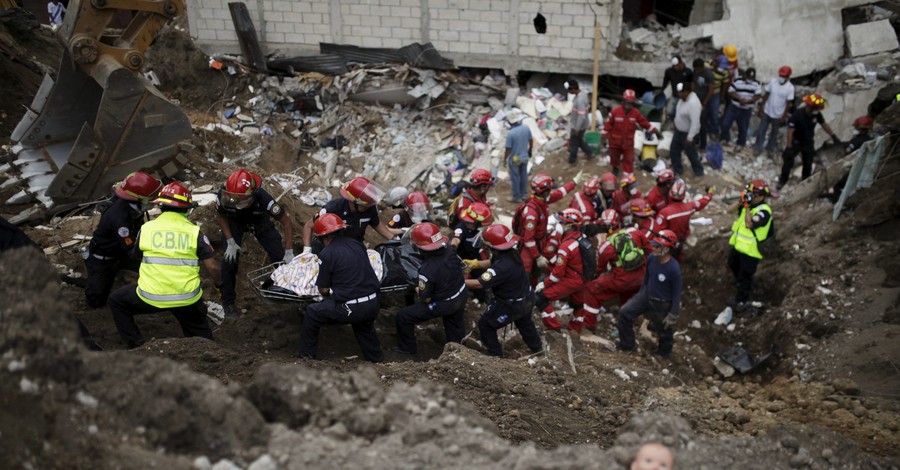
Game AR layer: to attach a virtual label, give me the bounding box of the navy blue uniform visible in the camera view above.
[298,236,383,362]
[617,255,682,356]
[453,222,489,302]
[475,250,542,357]
[779,109,826,185]
[1,216,41,252]
[84,197,145,308]
[395,245,468,354]
[310,198,381,255]
[217,187,286,307]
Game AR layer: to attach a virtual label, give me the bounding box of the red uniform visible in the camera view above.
[604,106,655,174]
[542,225,564,262]
[455,188,488,219]
[516,181,576,273]
[541,230,589,329]
[654,194,713,248]
[645,185,670,212]
[635,216,658,239]
[611,188,643,218]
[568,191,601,224]
[577,227,650,331]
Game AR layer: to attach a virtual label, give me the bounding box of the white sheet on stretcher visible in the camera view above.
[270,250,384,297]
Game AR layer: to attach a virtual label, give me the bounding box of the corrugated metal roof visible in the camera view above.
[267,54,349,75]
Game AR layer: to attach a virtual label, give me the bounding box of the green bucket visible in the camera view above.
[585,131,602,153]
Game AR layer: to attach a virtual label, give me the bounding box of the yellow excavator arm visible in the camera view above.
[10,0,191,211]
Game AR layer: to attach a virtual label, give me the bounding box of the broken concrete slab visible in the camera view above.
[845,20,900,57]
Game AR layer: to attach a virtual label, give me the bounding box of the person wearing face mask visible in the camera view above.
[217,169,294,318]
[776,94,842,190]
[615,229,682,358]
[84,172,162,309]
[753,66,795,157]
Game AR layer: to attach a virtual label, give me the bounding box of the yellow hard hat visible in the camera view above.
[723,44,738,62]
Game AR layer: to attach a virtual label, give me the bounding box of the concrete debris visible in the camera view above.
[845,20,900,58]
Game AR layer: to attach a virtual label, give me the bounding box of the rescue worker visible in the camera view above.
[611,174,644,222]
[297,213,384,362]
[777,93,842,190]
[645,169,675,212]
[450,168,495,225]
[568,175,602,225]
[576,209,649,333]
[387,191,432,230]
[465,224,543,358]
[604,89,660,177]
[302,176,399,254]
[107,182,220,349]
[654,179,713,258]
[394,222,468,355]
[453,202,493,301]
[630,198,657,235]
[616,229,682,357]
[845,115,875,154]
[216,169,294,318]
[597,172,618,211]
[533,209,589,331]
[567,81,593,165]
[84,171,161,308]
[728,179,773,318]
[514,172,584,279]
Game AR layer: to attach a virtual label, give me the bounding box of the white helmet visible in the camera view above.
[384,186,409,208]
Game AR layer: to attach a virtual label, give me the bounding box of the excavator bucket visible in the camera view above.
[7,0,189,212]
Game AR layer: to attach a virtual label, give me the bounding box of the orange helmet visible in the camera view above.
[340,177,386,205]
[530,173,554,193]
[622,89,637,102]
[114,171,162,202]
[653,229,678,248]
[557,208,583,226]
[629,198,653,218]
[313,213,348,237]
[459,202,493,225]
[669,178,687,201]
[411,222,447,251]
[483,224,518,250]
[723,44,738,62]
[469,168,496,187]
[852,115,873,129]
[802,94,827,110]
[153,182,194,209]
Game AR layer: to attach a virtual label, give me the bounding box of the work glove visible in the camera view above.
[536,256,549,269]
[535,281,545,293]
[573,170,586,185]
[282,249,294,264]
[463,259,481,271]
[302,246,312,255]
[831,135,843,146]
[705,185,714,195]
[663,313,678,328]
[224,238,241,263]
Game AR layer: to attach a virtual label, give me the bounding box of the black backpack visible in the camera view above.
[609,231,645,272]
[752,220,776,258]
[577,234,598,280]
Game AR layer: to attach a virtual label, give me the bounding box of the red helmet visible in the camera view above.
[460,202,493,224]
[153,181,193,208]
[852,115,873,129]
[583,176,601,196]
[802,93,827,110]
[557,208,583,226]
[225,169,261,196]
[483,224,518,250]
[405,191,432,223]
[411,222,447,251]
[669,178,687,201]
[600,172,617,192]
[657,169,675,185]
[340,177,386,205]
[778,65,792,77]
[619,174,637,189]
[114,171,162,201]
[653,229,678,248]
[469,168,496,187]
[531,173,554,193]
[600,209,620,230]
[629,198,653,218]
[622,89,637,102]
[746,179,770,196]
[313,213,348,237]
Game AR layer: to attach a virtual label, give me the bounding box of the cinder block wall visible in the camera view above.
[186,0,640,77]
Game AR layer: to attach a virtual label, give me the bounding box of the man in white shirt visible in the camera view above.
[753,65,795,156]
[669,82,705,178]
[48,0,66,25]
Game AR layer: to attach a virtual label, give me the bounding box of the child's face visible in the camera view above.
[631,444,674,470]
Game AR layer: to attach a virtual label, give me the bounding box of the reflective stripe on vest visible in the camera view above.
[729,203,771,259]
[137,211,202,308]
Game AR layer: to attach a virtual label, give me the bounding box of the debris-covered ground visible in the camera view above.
[2,14,900,470]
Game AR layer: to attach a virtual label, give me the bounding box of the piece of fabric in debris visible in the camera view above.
[271,250,384,296]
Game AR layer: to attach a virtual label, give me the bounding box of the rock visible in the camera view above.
[789,447,811,468]
[822,401,840,411]
[766,401,785,413]
[832,378,860,396]
[821,448,834,461]
[781,436,800,452]
[211,460,242,470]
[725,410,750,425]
[248,455,277,470]
[845,20,900,57]
[713,357,735,378]
[193,457,212,470]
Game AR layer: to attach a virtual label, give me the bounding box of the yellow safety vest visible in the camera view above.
[136,211,202,308]
[729,203,772,259]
